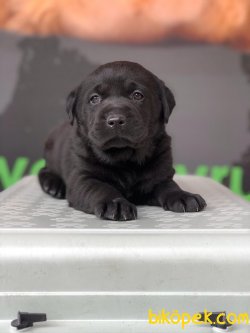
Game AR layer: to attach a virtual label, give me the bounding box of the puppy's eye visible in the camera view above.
[132,90,144,101]
[89,94,101,105]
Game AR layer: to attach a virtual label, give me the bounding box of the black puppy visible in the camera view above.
[39,61,206,220]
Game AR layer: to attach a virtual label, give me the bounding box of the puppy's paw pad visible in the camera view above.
[95,198,137,221]
[38,168,66,199]
[163,191,206,213]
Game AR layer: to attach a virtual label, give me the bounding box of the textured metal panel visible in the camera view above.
[0,176,250,230]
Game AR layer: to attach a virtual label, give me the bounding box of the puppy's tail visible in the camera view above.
[38,167,66,199]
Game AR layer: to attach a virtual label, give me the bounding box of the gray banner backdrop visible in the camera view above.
[0,31,249,198]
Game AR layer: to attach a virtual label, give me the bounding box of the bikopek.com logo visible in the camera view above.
[148,309,249,329]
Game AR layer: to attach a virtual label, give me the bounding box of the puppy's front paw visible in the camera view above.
[38,167,66,199]
[162,191,206,213]
[95,198,137,221]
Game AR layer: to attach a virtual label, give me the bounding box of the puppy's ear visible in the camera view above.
[66,87,80,125]
[158,79,176,123]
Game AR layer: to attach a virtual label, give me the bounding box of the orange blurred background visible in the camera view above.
[0,0,250,49]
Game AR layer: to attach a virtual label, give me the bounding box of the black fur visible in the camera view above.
[39,61,206,221]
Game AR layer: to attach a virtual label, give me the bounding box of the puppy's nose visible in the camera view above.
[106,114,126,128]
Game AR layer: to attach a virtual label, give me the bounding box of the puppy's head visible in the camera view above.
[66,61,175,162]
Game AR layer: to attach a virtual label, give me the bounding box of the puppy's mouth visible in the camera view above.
[102,137,134,150]
[89,129,149,153]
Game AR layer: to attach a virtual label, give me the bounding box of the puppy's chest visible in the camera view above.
[113,168,149,197]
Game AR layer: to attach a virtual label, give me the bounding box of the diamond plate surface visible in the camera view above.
[0,176,249,230]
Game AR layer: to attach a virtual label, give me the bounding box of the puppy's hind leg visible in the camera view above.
[38,167,66,199]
